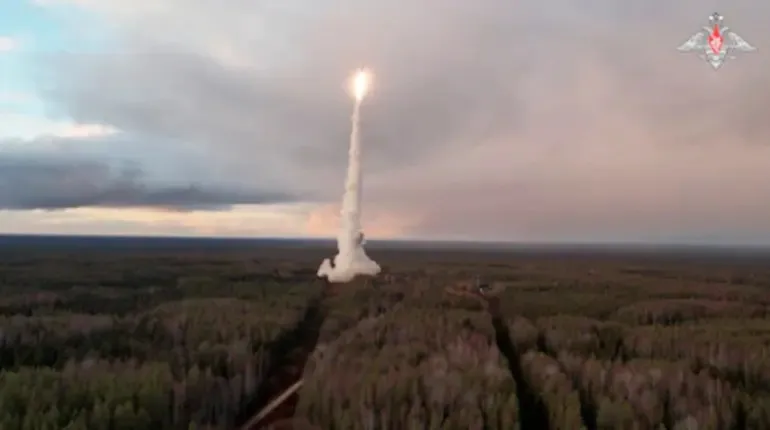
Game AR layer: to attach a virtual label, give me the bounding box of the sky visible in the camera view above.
[0,0,769,244]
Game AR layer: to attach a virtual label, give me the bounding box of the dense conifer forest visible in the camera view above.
[0,243,768,429]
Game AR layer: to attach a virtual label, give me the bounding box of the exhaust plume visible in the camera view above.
[317,69,381,283]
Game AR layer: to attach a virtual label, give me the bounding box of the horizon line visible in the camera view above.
[0,232,768,249]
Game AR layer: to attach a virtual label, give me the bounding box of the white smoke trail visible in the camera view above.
[339,100,362,256]
[317,94,381,283]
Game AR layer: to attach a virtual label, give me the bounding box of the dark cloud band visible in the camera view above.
[0,150,294,210]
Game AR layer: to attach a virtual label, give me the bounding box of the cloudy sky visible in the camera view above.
[0,0,768,243]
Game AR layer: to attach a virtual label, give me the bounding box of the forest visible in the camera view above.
[0,242,769,429]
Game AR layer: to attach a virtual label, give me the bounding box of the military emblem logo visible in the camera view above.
[678,13,756,69]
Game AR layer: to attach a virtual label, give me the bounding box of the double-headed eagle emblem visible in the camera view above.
[678,13,756,69]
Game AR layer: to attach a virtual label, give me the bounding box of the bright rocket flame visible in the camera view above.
[351,69,371,101]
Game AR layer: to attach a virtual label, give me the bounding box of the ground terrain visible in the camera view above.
[0,236,769,429]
